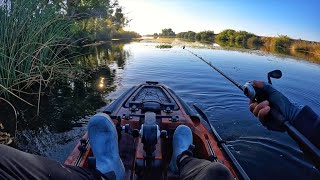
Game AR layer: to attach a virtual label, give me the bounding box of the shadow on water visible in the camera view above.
[0,42,129,156]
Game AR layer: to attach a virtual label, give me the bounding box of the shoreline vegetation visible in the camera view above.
[150,29,320,62]
[0,0,141,142]
[0,0,319,144]
[155,44,173,49]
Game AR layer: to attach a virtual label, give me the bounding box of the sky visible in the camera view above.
[119,0,320,41]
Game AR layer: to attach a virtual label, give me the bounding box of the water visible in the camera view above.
[5,40,320,179]
[108,41,320,179]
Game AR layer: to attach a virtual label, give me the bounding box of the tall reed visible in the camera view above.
[0,0,73,108]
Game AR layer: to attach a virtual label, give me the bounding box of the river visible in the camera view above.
[14,39,320,179]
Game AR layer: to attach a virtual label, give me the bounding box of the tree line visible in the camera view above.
[154,28,176,37]
[155,28,319,61]
[176,31,215,43]
[67,0,141,42]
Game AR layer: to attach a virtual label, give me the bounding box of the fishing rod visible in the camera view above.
[183,46,320,169]
[184,48,244,91]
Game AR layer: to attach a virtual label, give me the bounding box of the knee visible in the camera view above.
[205,163,233,179]
[0,144,21,157]
[0,144,10,151]
[0,144,11,157]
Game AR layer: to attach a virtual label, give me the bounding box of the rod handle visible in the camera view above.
[269,109,320,168]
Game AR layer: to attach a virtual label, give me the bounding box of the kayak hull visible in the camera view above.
[65,81,243,179]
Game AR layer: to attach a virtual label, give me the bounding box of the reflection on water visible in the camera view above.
[0,41,129,154]
[1,40,319,179]
[108,42,320,179]
[215,39,320,63]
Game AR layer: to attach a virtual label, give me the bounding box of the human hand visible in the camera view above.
[249,80,300,131]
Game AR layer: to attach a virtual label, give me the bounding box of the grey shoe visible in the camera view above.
[169,125,193,173]
[88,113,125,180]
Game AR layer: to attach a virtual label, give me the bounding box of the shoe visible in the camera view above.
[88,113,125,180]
[169,125,193,173]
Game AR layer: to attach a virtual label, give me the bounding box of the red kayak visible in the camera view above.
[65,81,248,179]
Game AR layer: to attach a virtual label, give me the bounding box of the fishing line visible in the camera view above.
[183,46,320,169]
[183,48,244,91]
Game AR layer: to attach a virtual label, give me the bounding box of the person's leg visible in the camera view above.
[88,113,125,180]
[0,144,102,180]
[0,113,125,180]
[170,125,233,180]
[178,156,233,180]
[169,125,193,173]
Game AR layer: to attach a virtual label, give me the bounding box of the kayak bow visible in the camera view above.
[65,81,249,179]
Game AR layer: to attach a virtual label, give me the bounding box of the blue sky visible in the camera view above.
[119,0,320,41]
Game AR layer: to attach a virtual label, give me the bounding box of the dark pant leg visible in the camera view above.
[179,157,233,180]
[0,144,102,180]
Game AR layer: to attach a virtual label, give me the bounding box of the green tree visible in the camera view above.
[195,33,201,41]
[197,31,214,42]
[187,31,196,40]
[160,28,176,37]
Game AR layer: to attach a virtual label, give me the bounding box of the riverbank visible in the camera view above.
[147,36,320,63]
[1,40,319,179]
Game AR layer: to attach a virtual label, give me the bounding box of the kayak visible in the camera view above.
[65,81,248,179]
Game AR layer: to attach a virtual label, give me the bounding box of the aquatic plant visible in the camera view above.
[0,0,73,108]
[156,44,173,49]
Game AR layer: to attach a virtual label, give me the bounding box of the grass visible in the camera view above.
[0,1,73,111]
[156,44,173,49]
[272,35,292,49]
[260,36,320,61]
[214,31,320,62]
[290,41,320,62]
[152,37,176,43]
[291,41,320,54]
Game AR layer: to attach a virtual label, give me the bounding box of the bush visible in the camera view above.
[112,30,141,39]
[247,36,262,47]
[160,28,176,37]
[195,33,201,41]
[272,35,292,49]
[215,29,236,41]
[177,31,196,41]
[177,31,214,42]
[291,41,313,52]
[216,29,254,43]
[199,31,215,42]
[291,41,320,60]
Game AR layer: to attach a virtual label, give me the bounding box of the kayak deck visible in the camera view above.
[65,81,241,179]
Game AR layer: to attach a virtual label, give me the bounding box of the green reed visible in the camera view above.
[0,0,73,108]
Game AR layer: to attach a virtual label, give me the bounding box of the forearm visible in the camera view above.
[290,106,320,149]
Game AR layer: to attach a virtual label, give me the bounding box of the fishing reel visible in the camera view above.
[243,70,282,101]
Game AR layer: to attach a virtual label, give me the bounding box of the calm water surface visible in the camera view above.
[107,41,320,179]
[17,41,319,179]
